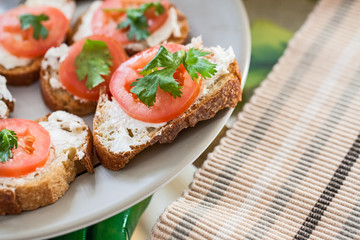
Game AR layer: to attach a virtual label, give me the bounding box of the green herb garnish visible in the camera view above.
[0,129,18,163]
[75,39,113,89]
[103,1,165,41]
[19,13,49,40]
[130,46,217,106]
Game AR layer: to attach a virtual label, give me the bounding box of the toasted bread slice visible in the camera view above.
[0,75,15,118]
[0,0,76,86]
[93,41,242,170]
[69,1,189,55]
[0,111,94,215]
[0,57,42,86]
[40,44,97,116]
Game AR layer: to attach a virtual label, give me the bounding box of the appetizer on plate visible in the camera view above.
[93,37,242,170]
[0,0,75,85]
[0,111,94,215]
[0,75,15,119]
[70,0,189,55]
[40,35,128,116]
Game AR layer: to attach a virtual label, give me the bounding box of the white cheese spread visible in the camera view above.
[95,98,166,153]
[146,7,181,47]
[42,44,69,89]
[39,111,87,160]
[73,2,181,49]
[187,36,236,96]
[72,1,102,42]
[0,75,13,101]
[25,0,76,20]
[0,101,8,119]
[0,45,32,70]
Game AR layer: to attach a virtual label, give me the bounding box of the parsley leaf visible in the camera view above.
[75,39,113,90]
[130,46,217,106]
[19,13,49,40]
[104,1,165,41]
[184,48,217,80]
[0,129,18,163]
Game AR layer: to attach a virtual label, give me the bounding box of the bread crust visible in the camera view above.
[2,98,14,113]
[0,57,42,86]
[69,5,189,56]
[0,113,94,215]
[40,67,97,116]
[94,61,242,170]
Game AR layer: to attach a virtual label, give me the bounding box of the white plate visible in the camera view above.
[0,1,250,239]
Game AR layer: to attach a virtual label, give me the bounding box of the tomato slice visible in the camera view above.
[0,6,69,58]
[91,0,170,45]
[110,43,203,123]
[0,119,51,178]
[59,35,128,101]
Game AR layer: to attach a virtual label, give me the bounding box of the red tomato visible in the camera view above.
[0,119,51,178]
[0,6,69,58]
[59,35,128,101]
[110,43,203,123]
[91,0,170,45]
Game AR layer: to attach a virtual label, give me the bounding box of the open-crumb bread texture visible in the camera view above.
[93,60,242,170]
[40,65,97,116]
[0,111,94,215]
[69,5,189,56]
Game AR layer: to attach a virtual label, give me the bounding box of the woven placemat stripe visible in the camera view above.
[294,134,360,240]
[151,0,360,239]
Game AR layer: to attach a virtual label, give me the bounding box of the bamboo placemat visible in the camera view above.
[151,0,360,239]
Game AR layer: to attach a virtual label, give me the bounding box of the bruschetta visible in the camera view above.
[0,111,94,215]
[40,35,128,116]
[70,0,189,55]
[93,37,242,170]
[0,0,75,85]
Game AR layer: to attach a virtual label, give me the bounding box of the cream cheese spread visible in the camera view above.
[42,44,69,89]
[39,111,87,160]
[95,98,166,153]
[0,75,14,101]
[25,0,76,20]
[0,45,32,70]
[0,101,8,119]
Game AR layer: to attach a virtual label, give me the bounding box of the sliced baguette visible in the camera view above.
[0,111,94,215]
[0,0,76,86]
[93,43,242,170]
[69,2,189,56]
